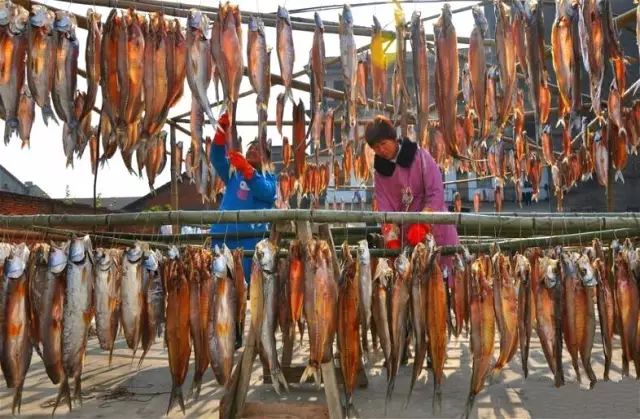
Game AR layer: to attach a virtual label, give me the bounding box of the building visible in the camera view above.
[0,164,49,198]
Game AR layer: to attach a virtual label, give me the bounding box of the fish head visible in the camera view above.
[0,2,11,26]
[577,255,597,287]
[611,239,622,256]
[374,258,393,287]
[394,249,411,278]
[248,16,260,33]
[87,9,102,33]
[10,4,28,33]
[143,250,159,272]
[314,12,324,30]
[411,242,429,273]
[472,6,488,36]
[212,253,227,278]
[453,252,466,273]
[5,249,28,280]
[255,239,276,273]
[277,6,291,25]
[514,254,531,283]
[68,236,90,264]
[126,243,143,264]
[187,9,209,39]
[357,240,370,265]
[30,5,53,29]
[542,257,560,288]
[424,233,437,254]
[341,4,353,25]
[53,11,74,33]
[167,245,180,260]
[411,10,422,28]
[95,248,114,272]
[48,243,69,274]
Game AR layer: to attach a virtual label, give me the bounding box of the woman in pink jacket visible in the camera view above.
[365,116,460,264]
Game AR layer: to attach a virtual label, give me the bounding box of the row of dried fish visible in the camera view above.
[2,233,639,416]
[0,239,250,416]
[353,237,640,417]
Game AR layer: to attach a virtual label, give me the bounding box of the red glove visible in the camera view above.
[407,224,431,246]
[213,112,231,146]
[229,151,255,180]
[382,223,401,250]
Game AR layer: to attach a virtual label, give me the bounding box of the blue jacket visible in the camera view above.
[209,144,277,282]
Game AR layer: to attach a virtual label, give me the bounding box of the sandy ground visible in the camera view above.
[1,325,638,418]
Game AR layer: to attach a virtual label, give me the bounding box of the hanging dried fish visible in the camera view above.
[27,5,58,126]
[411,11,429,148]
[310,12,325,109]
[434,4,459,157]
[370,16,388,110]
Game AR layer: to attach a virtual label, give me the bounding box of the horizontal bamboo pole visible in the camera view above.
[241,227,638,258]
[3,210,640,234]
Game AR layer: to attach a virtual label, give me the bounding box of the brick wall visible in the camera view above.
[0,191,115,215]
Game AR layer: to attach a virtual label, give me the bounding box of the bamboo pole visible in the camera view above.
[4,210,640,233]
[238,227,640,258]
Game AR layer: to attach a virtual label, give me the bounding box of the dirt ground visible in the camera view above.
[1,326,638,418]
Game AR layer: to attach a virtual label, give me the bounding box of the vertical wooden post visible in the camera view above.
[170,124,179,233]
[606,147,614,212]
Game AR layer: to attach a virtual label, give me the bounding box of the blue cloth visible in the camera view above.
[209,144,277,283]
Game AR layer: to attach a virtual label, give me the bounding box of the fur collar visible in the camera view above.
[373,138,417,177]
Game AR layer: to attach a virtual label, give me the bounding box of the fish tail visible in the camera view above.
[433,382,442,414]
[285,88,295,105]
[385,375,396,414]
[581,353,597,389]
[345,394,357,418]
[166,383,186,415]
[464,393,476,419]
[614,170,625,183]
[52,376,71,415]
[191,377,202,401]
[299,364,316,384]
[12,378,25,416]
[42,104,59,126]
[297,320,304,347]
[405,344,427,408]
[4,118,18,145]
[137,347,150,370]
[73,374,83,407]
[276,369,290,393]
[489,366,502,384]
[108,345,115,368]
[619,127,627,138]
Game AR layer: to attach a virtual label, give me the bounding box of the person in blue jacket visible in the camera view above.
[209,112,277,286]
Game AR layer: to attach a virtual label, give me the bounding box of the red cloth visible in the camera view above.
[407,223,431,246]
[213,112,231,145]
[229,151,255,180]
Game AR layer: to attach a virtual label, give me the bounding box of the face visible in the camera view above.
[245,143,261,168]
[371,138,398,160]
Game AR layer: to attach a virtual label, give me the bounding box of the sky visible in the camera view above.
[0,0,474,199]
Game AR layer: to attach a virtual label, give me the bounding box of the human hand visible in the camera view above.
[229,151,255,180]
[213,112,231,145]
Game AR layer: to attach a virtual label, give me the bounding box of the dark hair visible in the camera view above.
[365,115,397,147]
[247,140,271,159]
